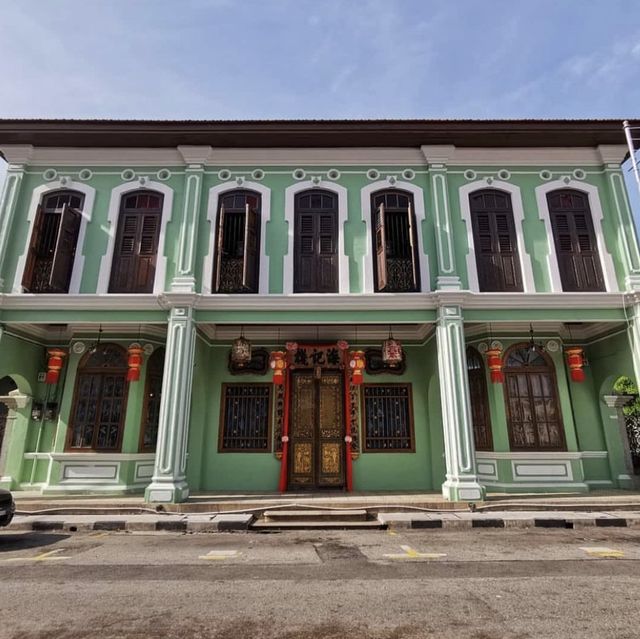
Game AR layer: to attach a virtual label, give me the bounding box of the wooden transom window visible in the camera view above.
[22,190,84,294]
[362,384,414,452]
[371,190,420,292]
[547,189,605,292]
[139,348,165,452]
[109,190,163,294]
[466,346,493,451]
[294,190,339,293]
[219,384,272,452]
[67,344,129,451]
[469,189,523,292]
[503,345,565,451]
[213,190,261,293]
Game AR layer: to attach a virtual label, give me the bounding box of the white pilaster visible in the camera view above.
[436,304,485,501]
[0,165,27,290]
[145,304,196,503]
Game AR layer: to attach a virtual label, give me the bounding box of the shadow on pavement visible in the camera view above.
[0,532,70,552]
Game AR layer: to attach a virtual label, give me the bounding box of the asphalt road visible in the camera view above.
[1,527,639,639]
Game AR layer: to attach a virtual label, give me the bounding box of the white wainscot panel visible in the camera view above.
[511,460,573,482]
[134,462,155,483]
[61,463,120,484]
[476,461,498,480]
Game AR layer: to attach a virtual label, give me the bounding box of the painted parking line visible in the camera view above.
[579,547,625,559]
[199,549,241,561]
[383,545,447,560]
[3,548,71,563]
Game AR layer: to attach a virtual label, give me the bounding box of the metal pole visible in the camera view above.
[624,120,640,190]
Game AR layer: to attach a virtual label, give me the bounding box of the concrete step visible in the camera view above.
[251,520,385,531]
[262,509,368,522]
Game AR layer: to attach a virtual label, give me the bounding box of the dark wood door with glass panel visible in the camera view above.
[503,346,565,451]
[470,189,522,292]
[109,190,163,294]
[289,370,344,489]
[294,190,339,293]
[548,189,605,291]
[22,190,84,293]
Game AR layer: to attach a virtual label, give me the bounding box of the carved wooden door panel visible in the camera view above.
[289,371,344,489]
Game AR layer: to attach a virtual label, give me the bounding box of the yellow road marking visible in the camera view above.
[4,548,70,562]
[89,532,109,538]
[580,546,625,559]
[384,545,447,560]
[199,550,240,561]
[387,531,398,536]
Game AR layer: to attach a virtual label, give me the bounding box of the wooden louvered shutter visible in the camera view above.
[375,203,388,291]
[136,213,160,292]
[294,212,316,293]
[109,214,140,293]
[318,212,337,292]
[22,205,45,291]
[406,201,418,290]
[242,204,259,292]
[49,204,82,292]
[494,211,522,291]
[551,213,578,290]
[214,205,226,293]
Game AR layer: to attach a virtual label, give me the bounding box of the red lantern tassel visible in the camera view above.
[343,349,353,492]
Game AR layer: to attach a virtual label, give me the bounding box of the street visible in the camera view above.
[1,527,639,639]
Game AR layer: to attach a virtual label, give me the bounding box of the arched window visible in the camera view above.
[67,344,129,451]
[139,348,165,452]
[466,347,493,451]
[213,190,261,293]
[294,189,339,293]
[371,189,420,292]
[469,189,522,292]
[22,190,84,293]
[547,189,605,292]
[0,376,18,457]
[503,344,565,451]
[109,190,163,293]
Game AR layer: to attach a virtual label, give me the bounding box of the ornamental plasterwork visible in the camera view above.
[72,341,86,355]
[490,340,503,350]
[546,340,560,352]
[477,342,488,354]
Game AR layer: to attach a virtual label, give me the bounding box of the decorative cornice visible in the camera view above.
[420,144,455,165]
[177,145,213,165]
[476,451,607,460]
[603,394,634,409]
[597,144,628,165]
[0,144,33,165]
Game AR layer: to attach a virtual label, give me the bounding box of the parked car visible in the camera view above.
[0,489,15,527]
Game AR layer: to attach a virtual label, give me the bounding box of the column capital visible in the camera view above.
[177,145,213,165]
[0,144,33,166]
[420,144,456,166]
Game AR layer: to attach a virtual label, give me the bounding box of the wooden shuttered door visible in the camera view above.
[22,190,85,294]
[547,189,605,292]
[213,191,261,293]
[470,189,523,292]
[371,190,419,292]
[294,190,339,293]
[109,191,162,294]
[466,347,493,451]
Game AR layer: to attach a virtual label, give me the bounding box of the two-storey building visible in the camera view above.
[0,119,639,503]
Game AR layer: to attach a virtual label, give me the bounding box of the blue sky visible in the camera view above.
[1,0,640,207]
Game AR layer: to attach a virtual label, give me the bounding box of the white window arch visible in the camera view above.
[360,180,429,293]
[535,179,618,292]
[202,181,271,295]
[284,180,349,295]
[13,180,96,294]
[97,180,174,295]
[459,180,535,293]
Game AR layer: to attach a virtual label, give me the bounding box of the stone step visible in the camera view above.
[251,520,384,531]
[262,509,368,522]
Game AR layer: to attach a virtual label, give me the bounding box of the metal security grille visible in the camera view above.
[219,384,272,452]
[362,384,414,451]
[625,414,640,475]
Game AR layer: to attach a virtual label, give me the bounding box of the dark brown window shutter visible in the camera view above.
[375,202,388,291]
[406,201,418,289]
[48,204,82,292]
[548,190,605,292]
[213,205,226,293]
[470,190,523,292]
[242,204,259,291]
[22,205,44,291]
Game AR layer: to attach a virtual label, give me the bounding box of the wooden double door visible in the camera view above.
[289,370,345,489]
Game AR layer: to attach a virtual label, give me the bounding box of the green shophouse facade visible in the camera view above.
[0,119,639,503]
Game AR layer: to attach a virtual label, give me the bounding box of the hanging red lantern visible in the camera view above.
[127,344,144,382]
[382,338,403,366]
[269,351,287,385]
[485,347,504,383]
[348,350,366,385]
[565,347,585,382]
[45,348,66,385]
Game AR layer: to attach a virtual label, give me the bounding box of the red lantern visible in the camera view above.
[127,344,144,382]
[45,348,66,384]
[485,347,504,383]
[565,347,585,382]
[348,350,365,385]
[269,351,287,385]
[382,338,403,366]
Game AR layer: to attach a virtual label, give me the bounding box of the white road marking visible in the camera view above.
[383,545,447,560]
[4,548,70,562]
[199,549,241,561]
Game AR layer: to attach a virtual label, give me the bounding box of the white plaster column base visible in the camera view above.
[436,275,462,291]
[170,276,197,293]
[145,479,189,503]
[442,476,486,502]
[626,275,640,291]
